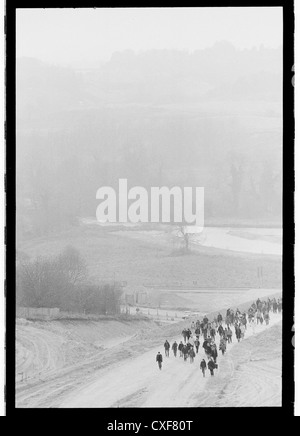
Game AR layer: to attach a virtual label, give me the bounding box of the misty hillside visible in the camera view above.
[17,42,282,117]
[16,43,282,239]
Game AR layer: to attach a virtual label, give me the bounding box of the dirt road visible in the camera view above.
[59,312,282,408]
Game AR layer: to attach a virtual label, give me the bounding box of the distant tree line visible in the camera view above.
[16,246,122,314]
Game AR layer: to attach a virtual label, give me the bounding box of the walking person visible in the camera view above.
[200,359,207,377]
[186,329,192,341]
[194,338,200,354]
[189,347,196,363]
[235,324,241,342]
[219,338,227,355]
[183,344,188,362]
[217,312,223,325]
[205,340,212,359]
[172,341,178,357]
[202,338,209,356]
[178,341,184,357]
[186,342,192,353]
[211,343,218,364]
[207,358,216,376]
[164,340,170,357]
[227,327,233,343]
[218,324,224,338]
[156,351,163,370]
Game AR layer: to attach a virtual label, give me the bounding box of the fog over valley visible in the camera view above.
[17,43,282,239]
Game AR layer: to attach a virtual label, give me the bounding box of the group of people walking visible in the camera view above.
[156,296,281,374]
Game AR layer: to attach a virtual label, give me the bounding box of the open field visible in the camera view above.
[17,225,282,289]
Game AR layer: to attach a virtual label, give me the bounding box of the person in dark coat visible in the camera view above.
[235,325,241,342]
[178,341,184,357]
[183,345,188,361]
[189,347,196,363]
[156,352,163,370]
[182,329,187,343]
[172,341,178,357]
[200,359,207,377]
[219,338,226,355]
[186,329,192,340]
[207,358,216,376]
[218,324,224,338]
[182,344,188,361]
[211,343,218,363]
[194,338,200,353]
[164,340,170,357]
[217,313,223,324]
[200,320,205,333]
[205,342,212,358]
[202,338,209,351]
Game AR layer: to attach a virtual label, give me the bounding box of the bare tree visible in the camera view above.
[57,245,88,286]
[176,225,191,253]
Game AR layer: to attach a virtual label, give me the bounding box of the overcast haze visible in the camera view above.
[15,6,285,409]
[17,7,283,66]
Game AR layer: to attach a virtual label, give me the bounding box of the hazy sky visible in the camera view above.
[17,7,283,66]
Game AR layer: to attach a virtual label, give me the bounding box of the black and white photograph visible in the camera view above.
[4,3,295,415]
